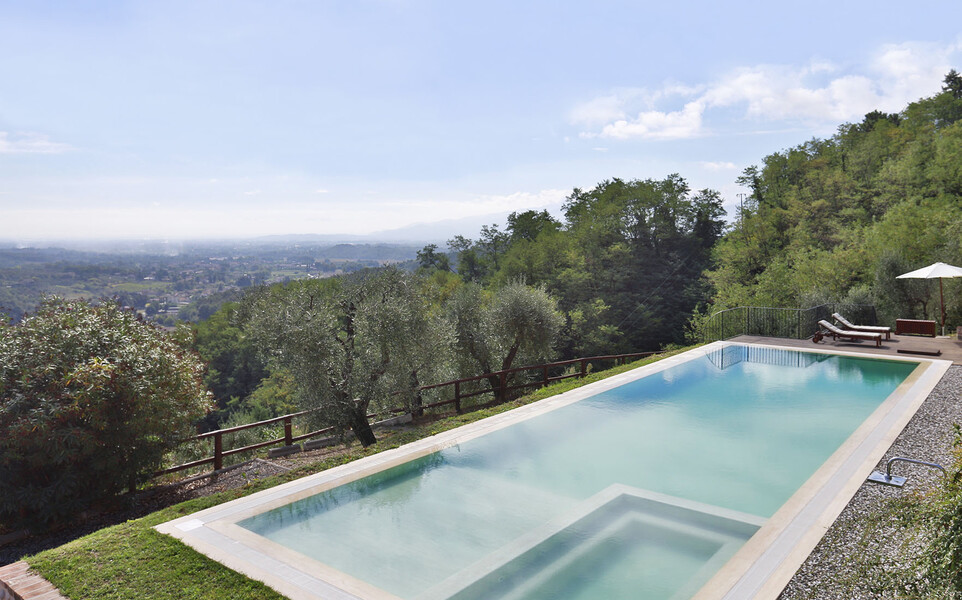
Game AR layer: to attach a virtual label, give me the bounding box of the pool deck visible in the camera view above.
[731,333,962,365]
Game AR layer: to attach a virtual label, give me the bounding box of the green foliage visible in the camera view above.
[446,280,563,374]
[0,298,212,530]
[243,268,450,446]
[191,301,269,424]
[891,427,962,597]
[29,519,285,600]
[415,244,452,272]
[704,73,962,333]
[448,181,725,357]
[176,289,245,323]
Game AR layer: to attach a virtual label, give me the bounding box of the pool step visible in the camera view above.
[417,484,765,600]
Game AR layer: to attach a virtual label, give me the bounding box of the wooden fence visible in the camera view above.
[156,351,654,479]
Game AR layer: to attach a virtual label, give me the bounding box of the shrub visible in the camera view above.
[0,298,212,529]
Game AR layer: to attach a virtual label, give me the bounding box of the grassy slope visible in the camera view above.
[26,347,696,600]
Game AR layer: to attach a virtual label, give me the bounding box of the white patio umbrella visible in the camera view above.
[896,261,962,335]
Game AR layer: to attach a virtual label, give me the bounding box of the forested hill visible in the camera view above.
[706,70,962,327]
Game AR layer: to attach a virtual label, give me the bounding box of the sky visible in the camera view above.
[2,1,962,242]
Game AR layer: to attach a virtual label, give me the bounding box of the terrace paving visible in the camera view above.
[732,332,962,365]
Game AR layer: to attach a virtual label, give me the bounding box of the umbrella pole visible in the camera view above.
[940,277,946,336]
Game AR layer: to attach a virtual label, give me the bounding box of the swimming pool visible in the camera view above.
[158,343,950,600]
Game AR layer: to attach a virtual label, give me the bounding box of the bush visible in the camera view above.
[0,298,212,529]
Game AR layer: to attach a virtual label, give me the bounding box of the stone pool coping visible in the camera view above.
[155,342,951,600]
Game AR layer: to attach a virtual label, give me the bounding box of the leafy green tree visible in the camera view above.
[244,268,444,446]
[445,280,563,402]
[0,298,212,529]
[415,244,451,272]
[192,301,269,426]
[944,69,962,99]
[448,235,487,282]
[506,210,560,242]
[558,176,725,352]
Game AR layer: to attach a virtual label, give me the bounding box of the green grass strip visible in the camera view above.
[26,346,697,599]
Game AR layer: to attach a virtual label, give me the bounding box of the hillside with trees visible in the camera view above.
[704,70,962,328]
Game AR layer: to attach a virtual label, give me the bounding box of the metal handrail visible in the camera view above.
[702,303,878,342]
[884,456,947,479]
[867,456,947,487]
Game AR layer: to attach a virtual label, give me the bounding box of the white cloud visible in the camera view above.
[869,41,960,108]
[595,100,706,140]
[0,132,71,154]
[243,189,262,196]
[572,40,962,140]
[314,188,330,194]
[700,161,739,171]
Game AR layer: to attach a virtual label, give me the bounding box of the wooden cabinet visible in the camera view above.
[895,318,937,337]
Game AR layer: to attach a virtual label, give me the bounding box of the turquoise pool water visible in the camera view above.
[240,346,917,599]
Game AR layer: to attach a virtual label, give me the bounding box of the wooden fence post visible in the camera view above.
[543,365,549,387]
[454,381,462,414]
[214,432,223,471]
[580,359,587,379]
[284,416,293,446]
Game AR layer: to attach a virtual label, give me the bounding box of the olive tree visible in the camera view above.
[244,268,447,446]
[0,298,212,529]
[446,280,563,402]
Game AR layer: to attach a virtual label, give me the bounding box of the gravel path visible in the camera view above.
[778,365,962,598]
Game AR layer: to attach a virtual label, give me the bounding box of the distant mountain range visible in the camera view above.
[257,209,528,246]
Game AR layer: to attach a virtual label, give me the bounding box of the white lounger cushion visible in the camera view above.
[818,320,882,341]
[832,313,891,334]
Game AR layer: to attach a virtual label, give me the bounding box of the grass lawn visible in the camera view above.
[25,347,695,600]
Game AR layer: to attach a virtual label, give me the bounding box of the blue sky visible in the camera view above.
[2,1,961,241]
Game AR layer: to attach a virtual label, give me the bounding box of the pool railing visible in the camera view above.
[703,303,878,342]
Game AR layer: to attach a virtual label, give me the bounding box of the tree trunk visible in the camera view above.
[486,373,505,403]
[410,370,424,418]
[349,407,377,447]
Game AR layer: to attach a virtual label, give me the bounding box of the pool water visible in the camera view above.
[239,346,917,599]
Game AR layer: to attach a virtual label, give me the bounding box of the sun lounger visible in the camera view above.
[832,312,891,340]
[815,320,882,347]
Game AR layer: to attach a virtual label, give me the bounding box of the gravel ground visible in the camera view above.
[778,365,962,599]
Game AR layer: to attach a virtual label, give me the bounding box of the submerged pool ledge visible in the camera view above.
[156,342,951,600]
[420,484,766,600]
